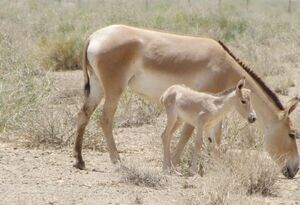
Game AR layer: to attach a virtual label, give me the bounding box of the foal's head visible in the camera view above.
[234,78,256,123]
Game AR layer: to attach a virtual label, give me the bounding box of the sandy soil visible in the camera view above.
[1,128,300,205]
[1,70,300,205]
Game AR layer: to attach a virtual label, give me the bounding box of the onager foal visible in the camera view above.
[160,78,256,175]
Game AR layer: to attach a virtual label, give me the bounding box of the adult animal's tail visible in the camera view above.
[82,39,90,97]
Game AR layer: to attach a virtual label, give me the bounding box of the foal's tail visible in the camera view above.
[160,95,164,105]
[160,91,167,105]
[82,39,91,97]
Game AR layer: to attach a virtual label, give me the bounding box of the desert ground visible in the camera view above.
[1,0,300,204]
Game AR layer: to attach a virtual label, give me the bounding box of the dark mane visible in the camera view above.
[214,87,235,97]
[217,40,284,111]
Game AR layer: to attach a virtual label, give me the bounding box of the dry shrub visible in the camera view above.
[201,114,278,198]
[22,107,75,148]
[119,163,166,188]
[134,195,143,204]
[179,142,194,176]
[39,34,83,71]
[117,89,163,128]
[221,112,263,150]
[178,112,262,177]
[192,149,278,205]
[266,75,295,96]
[217,16,248,41]
[179,111,277,203]
[82,108,106,152]
[201,147,278,197]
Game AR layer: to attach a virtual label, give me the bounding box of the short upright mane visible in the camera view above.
[214,87,235,97]
[218,40,284,111]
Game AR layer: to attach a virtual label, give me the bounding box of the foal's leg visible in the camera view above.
[190,114,207,175]
[171,123,194,166]
[210,121,222,146]
[161,108,179,174]
[74,74,103,170]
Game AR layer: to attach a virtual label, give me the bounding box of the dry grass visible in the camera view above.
[0,1,298,203]
[119,163,167,188]
[117,89,163,128]
[181,146,279,204]
[39,34,83,71]
[22,107,76,148]
[1,0,299,145]
[176,111,278,203]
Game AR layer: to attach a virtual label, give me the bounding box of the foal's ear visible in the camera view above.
[285,96,299,115]
[236,77,246,90]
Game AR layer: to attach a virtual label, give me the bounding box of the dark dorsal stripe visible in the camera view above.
[217,40,285,111]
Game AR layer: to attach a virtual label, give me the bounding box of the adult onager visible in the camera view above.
[73,25,300,178]
[160,78,256,175]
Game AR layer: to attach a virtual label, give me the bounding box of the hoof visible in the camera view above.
[111,157,121,165]
[73,160,86,170]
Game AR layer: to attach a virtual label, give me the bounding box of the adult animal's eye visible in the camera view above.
[289,133,296,139]
[241,100,246,104]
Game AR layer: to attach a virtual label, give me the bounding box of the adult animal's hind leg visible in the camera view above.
[101,89,124,164]
[74,76,103,170]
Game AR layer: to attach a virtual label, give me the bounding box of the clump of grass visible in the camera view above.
[240,155,278,196]
[267,75,295,96]
[39,34,83,71]
[120,163,166,188]
[134,195,143,204]
[240,154,278,197]
[81,112,107,152]
[117,89,163,128]
[178,112,277,203]
[221,112,262,150]
[200,113,278,197]
[218,16,248,41]
[202,148,278,197]
[22,107,75,148]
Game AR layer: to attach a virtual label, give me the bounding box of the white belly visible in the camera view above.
[128,59,209,103]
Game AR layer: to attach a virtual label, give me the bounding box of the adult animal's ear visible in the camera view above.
[278,96,300,120]
[285,96,299,115]
[236,77,246,90]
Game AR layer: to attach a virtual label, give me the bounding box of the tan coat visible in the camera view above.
[160,79,256,174]
[74,25,299,178]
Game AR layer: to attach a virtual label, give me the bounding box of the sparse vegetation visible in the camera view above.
[120,163,166,188]
[192,146,278,204]
[39,34,83,71]
[0,0,299,204]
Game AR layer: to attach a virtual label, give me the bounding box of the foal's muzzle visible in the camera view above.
[248,112,256,123]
